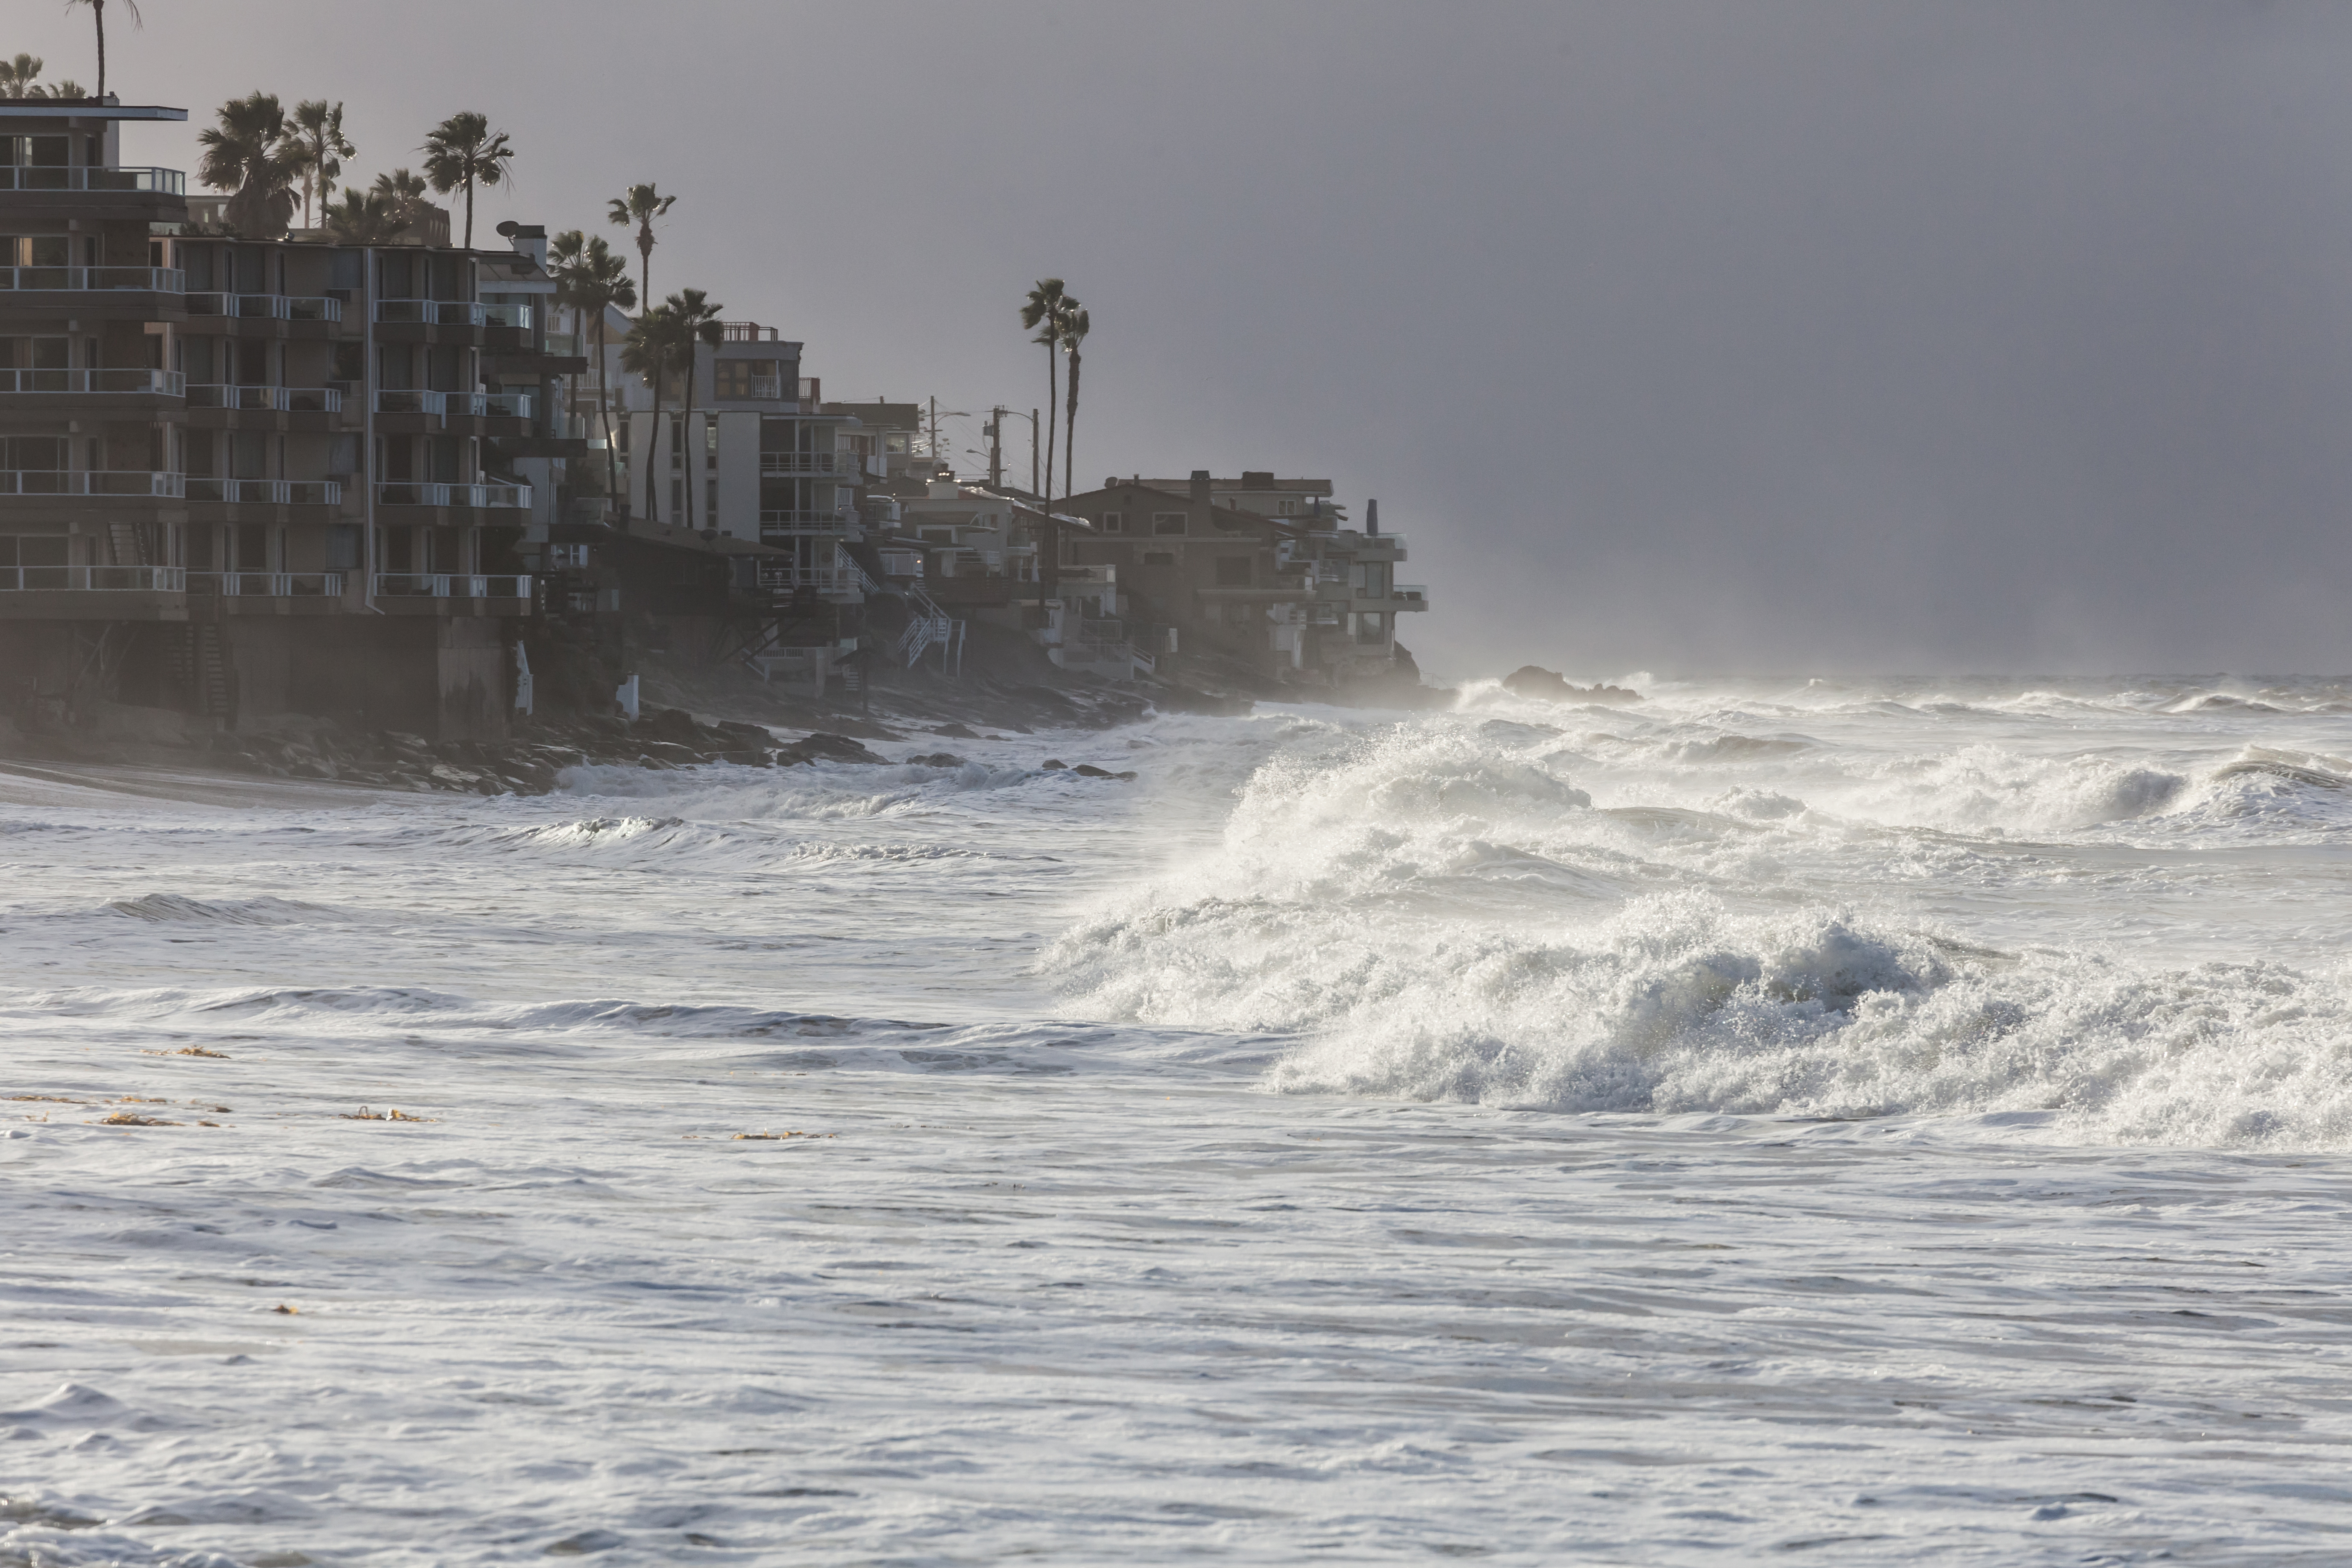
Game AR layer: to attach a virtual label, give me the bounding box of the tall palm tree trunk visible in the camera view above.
[94,3,106,101]
[1041,345,1057,604]
[462,175,474,250]
[595,312,620,516]
[1064,346,1080,501]
[644,347,665,526]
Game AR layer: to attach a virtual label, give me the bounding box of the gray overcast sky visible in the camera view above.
[20,1,2352,678]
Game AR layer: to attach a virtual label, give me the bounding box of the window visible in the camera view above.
[1277,498,1299,516]
[1151,512,1187,536]
[1100,511,1123,533]
[886,433,910,454]
[706,478,718,515]
[714,359,777,400]
[669,418,685,468]
[1214,556,1252,586]
[1142,551,1175,567]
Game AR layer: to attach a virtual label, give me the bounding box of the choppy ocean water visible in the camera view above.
[5,675,2352,1564]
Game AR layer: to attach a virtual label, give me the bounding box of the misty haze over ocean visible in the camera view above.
[20,0,2350,675]
[8,6,2352,1566]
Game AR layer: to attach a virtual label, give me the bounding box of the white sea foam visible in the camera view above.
[9,678,2352,1563]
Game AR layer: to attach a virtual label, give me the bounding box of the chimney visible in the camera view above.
[1367,498,1379,535]
[1190,469,1212,507]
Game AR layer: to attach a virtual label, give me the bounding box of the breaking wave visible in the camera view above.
[1045,716,2352,1148]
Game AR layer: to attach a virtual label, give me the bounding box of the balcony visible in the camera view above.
[185,478,343,505]
[377,389,476,417]
[0,266,184,293]
[372,573,533,599]
[188,384,343,413]
[481,302,532,330]
[1392,584,1428,606]
[760,451,841,475]
[0,470,184,497]
[0,165,186,194]
[759,509,853,528]
[0,564,185,591]
[376,299,485,327]
[756,564,862,596]
[375,481,533,509]
[183,293,341,322]
[188,572,344,598]
[485,391,533,419]
[0,368,184,396]
[543,332,583,357]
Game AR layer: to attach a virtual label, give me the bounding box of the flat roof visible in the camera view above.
[0,103,186,121]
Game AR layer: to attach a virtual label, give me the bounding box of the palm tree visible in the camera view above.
[370,168,428,232]
[322,188,407,244]
[421,111,514,251]
[197,93,296,238]
[549,232,636,502]
[63,0,138,103]
[659,289,725,530]
[620,303,685,527]
[282,100,353,229]
[1060,302,1089,502]
[0,55,44,98]
[606,185,677,334]
[1020,279,1071,602]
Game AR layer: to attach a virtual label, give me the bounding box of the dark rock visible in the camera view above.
[906,752,967,768]
[931,722,980,739]
[774,732,888,766]
[1502,665,1642,703]
[1040,759,1067,770]
[1071,764,1113,777]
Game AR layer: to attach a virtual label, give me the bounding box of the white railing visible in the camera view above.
[481,302,533,329]
[1393,585,1428,605]
[375,481,532,509]
[372,573,533,598]
[484,392,533,419]
[0,368,184,396]
[187,572,344,597]
[759,508,854,528]
[760,451,840,475]
[543,332,583,356]
[757,564,861,595]
[0,470,183,497]
[0,165,185,194]
[0,266,184,293]
[0,564,185,591]
[188,384,343,412]
[184,293,341,322]
[186,478,342,504]
[375,299,487,327]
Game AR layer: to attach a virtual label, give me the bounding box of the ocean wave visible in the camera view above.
[1044,715,2352,1149]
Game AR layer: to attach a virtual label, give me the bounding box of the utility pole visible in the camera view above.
[929,396,938,467]
[988,406,1003,489]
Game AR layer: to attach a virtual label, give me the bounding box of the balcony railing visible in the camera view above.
[375,481,532,509]
[375,299,486,327]
[0,165,185,194]
[484,391,533,419]
[759,509,853,528]
[0,470,184,497]
[759,451,840,475]
[542,332,584,357]
[185,478,343,504]
[188,384,343,413]
[183,293,342,322]
[1393,584,1428,604]
[372,573,533,599]
[0,368,184,396]
[0,266,184,293]
[0,564,185,591]
[757,564,861,595]
[187,572,345,598]
[481,302,533,330]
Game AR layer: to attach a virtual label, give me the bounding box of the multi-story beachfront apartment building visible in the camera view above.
[1059,471,1428,687]
[1,97,574,738]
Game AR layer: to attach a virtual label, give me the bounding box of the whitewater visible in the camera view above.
[5,674,2351,1565]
